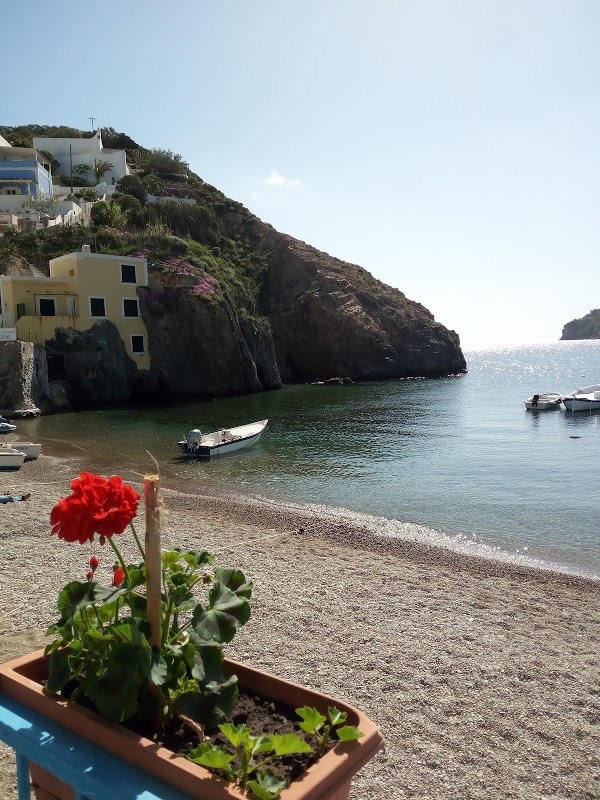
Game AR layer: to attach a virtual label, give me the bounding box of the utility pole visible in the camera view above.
[89,116,96,130]
[69,144,73,195]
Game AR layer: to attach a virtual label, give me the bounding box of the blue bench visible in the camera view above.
[0,693,191,800]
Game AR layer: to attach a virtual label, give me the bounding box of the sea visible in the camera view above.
[14,341,600,579]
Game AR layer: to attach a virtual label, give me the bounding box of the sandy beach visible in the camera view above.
[0,454,598,799]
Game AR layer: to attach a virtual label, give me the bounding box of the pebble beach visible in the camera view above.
[0,453,598,799]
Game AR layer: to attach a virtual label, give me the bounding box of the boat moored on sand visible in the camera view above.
[561,384,600,412]
[178,419,268,459]
[0,449,25,471]
[0,442,42,461]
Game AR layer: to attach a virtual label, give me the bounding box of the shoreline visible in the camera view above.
[0,455,599,798]
[6,449,597,585]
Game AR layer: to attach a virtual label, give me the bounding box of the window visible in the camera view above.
[131,335,145,354]
[89,297,106,317]
[121,264,136,283]
[38,298,56,316]
[123,298,139,318]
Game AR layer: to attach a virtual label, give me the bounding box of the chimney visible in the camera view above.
[82,244,91,253]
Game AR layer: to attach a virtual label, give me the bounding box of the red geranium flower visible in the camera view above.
[50,472,139,544]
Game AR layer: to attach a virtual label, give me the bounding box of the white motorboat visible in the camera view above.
[524,392,563,410]
[0,422,17,434]
[177,419,268,459]
[562,384,600,412]
[0,449,25,471]
[0,442,42,461]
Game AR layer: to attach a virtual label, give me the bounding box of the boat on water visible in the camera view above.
[177,419,268,459]
[524,392,563,410]
[0,449,25,471]
[561,384,600,412]
[0,422,17,434]
[0,442,42,461]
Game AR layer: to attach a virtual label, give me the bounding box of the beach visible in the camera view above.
[0,454,598,799]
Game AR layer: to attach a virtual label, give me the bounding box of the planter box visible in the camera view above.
[0,651,384,800]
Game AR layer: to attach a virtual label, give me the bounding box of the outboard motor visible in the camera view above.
[186,429,202,451]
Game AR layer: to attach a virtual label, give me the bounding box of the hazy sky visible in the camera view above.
[3,1,600,348]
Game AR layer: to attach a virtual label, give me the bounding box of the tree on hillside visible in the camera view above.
[115,174,147,204]
[139,148,189,178]
[93,159,113,183]
[101,127,140,150]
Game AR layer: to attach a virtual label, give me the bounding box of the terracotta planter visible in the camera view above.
[0,651,384,800]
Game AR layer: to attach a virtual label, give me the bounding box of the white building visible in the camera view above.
[32,129,129,186]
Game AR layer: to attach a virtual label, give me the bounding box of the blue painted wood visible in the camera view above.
[15,752,30,800]
[0,693,192,800]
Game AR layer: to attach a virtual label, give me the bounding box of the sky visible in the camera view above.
[2,1,600,348]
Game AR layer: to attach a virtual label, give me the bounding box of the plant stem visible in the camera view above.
[130,520,146,560]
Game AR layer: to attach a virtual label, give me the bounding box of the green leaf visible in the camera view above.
[186,637,224,684]
[192,582,251,644]
[328,707,347,726]
[335,726,364,742]
[85,647,140,721]
[46,649,71,694]
[188,742,235,772]
[247,773,286,800]
[296,706,327,734]
[218,722,251,747]
[174,674,238,728]
[268,733,313,756]
[213,567,253,599]
[150,651,168,686]
[56,580,96,618]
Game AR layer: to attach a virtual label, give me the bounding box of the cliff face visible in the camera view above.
[139,285,282,398]
[261,233,465,380]
[561,310,600,340]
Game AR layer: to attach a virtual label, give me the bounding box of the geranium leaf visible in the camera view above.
[213,568,253,599]
[188,743,235,772]
[335,725,364,742]
[328,707,347,726]
[268,733,313,756]
[188,641,224,684]
[247,773,286,800]
[296,706,327,734]
[56,581,96,618]
[46,649,71,694]
[150,651,168,686]
[218,722,251,747]
[175,675,238,728]
[192,582,251,644]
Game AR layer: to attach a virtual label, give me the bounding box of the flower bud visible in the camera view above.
[86,570,94,581]
[89,555,99,571]
[112,567,125,587]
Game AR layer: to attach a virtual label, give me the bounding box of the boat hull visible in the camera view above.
[562,398,600,412]
[0,452,25,471]
[178,419,268,459]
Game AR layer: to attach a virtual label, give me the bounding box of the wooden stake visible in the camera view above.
[144,473,162,648]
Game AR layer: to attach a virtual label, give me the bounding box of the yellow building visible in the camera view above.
[0,246,150,369]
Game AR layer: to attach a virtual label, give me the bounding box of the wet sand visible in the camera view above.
[0,455,598,798]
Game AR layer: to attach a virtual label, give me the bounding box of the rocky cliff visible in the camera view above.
[560,309,600,340]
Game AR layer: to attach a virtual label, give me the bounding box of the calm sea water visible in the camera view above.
[14,341,600,577]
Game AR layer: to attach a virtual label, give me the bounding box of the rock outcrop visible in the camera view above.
[44,320,148,408]
[561,310,600,340]
[0,340,64,414]
[139,285,281,398]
